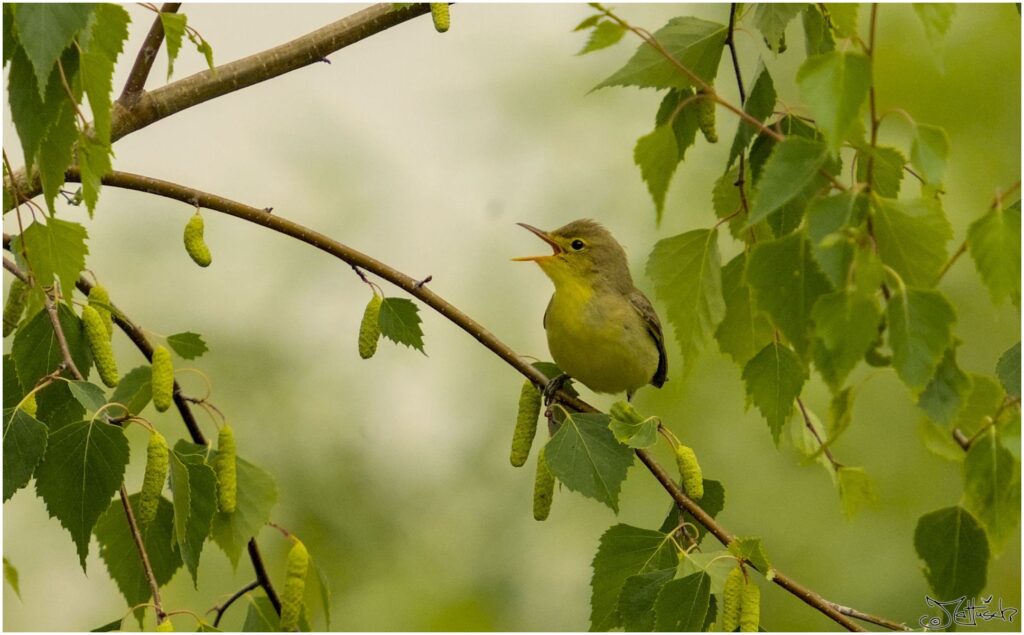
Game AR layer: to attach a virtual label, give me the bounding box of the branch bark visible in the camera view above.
[4,3,432,210]
[61,167,898,632]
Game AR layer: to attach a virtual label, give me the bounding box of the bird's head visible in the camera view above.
[513,219,632,291]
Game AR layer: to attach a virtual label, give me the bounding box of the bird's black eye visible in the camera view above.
[571,239,585,251]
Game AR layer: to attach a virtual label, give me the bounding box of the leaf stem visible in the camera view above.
[118,2,183,107]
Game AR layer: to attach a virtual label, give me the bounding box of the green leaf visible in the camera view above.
[856,145,906,196]
[728,62,777,168]
[887,288,956,393]
[12,303,93,393]
[918,347,971,426]
[90,619,124,633]
[608,414,659,449]
[3,408,48,501]
[590,524,678,631]
[872,197,952,288]
[186,30,215,70]
[65,380,106,413]
[910,124,949,187]
[12,3,95,96]
[712,165,755,241]
[3,356,26,411]
[963,428,1020,554]
[811,289,880,389]
[77,134,110,215]
[747,136,828,225]
[914,506,988,600]
[166,331,209,360]
[94,494,182,609]
[109,365,153,416]
[313,560,332,630]
[728,537,772,574]
[543,412,633,512]
[653,572,711,632]
[574,15,602,31]
[805,192,868,287]
[578,20,626,55]
[796,50,870,151]
[7,46,66,177]
[169,445,218,586]
[996,342,1020,399]
[3,557,20,598]
[917,417,965,463]
[34,51,80,213]
[12,217,89,299]
[955,374,1005,437]
[836,466,877,519]
[715,253,773,368]
[913,4,955,54]
[377,297,425,353]
[34,419,129,568]
[746,231,833,357]
[243,595,285,632]
[2,4,14,65]
[618,568,674,632]
[594,17,727,91]
[204,444,278,568]
[634,126,679,220]
[967,199,1020,307]
[36,381,86,431]
[825,4,859,38]
[742,341,808,443]
[159,13,187,79]
[752,3,804,51]
[802,5,835,56]
[654,88,700,164]
[678,550,736,596]
[646,229,725,374]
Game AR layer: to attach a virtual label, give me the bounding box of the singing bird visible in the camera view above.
[514,219,667,401]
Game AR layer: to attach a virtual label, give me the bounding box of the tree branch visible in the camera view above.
[61,167,894,631]
[118,2,182,107]
[4,3,432,210]
[211,579,260,627]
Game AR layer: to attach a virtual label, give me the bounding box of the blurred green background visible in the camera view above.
[3,3,1020,631]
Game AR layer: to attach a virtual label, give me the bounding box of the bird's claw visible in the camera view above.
[542,373,570,406]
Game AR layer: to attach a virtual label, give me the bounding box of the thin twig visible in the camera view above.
[60,167,886,632]
[937,179,1023,282]
[211,580,260,627]
[119,484,167,623]
[41,289,83,380]
[829,602,913,631]
[118,2,182,107]
[797,397,842,470]
[247,540,282,614]
[863,4,880,192]
[725,4,746,104]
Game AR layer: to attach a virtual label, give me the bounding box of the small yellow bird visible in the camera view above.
[514,219,668,401]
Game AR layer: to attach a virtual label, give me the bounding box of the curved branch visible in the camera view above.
[62,168,893,632]
[4,3,432,209]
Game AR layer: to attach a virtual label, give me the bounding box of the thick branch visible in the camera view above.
[64,168,888,631]
[118,2,183,107]
[4,3,431,209]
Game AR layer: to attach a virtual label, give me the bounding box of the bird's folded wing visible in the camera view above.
[629,289,668,387]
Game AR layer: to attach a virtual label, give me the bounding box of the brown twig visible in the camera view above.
[829,602,913,632]
[4,3,433,210]
[797,397,842,470]
[211,579,260,627]
[725,3,753,233]
[40,289,84,380]
[247,540,282,614]
[59,167,886,631]
[863,4,880,192]
[119,484,167,623]
[118,2,182,107]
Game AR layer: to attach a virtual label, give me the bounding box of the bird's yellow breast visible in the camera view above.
[544,281,660,396]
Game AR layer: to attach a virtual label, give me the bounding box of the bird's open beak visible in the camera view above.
[512,223,561,262]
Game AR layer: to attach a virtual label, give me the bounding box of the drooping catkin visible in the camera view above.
[430,3,449,32]
[279,539,310,631]
[697,88,718,143]
[510,381,541,467]
[3,278,28,337]
[83,305,119,387]
[151,346,174,412]
[720,566,745,632]
[533,453,555,521]
[358,295,382,359]
[88,283,113,335]
[739,582,761,632]
[138,432,169,525]
[215,424,238,513]
[183,212,212,267]
[675,444,704,500]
